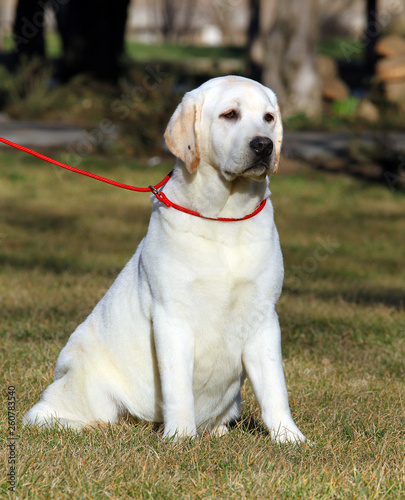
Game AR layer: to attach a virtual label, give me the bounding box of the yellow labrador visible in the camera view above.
[24,76,306,442]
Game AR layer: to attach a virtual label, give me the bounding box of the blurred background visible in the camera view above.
[0,0,404,182]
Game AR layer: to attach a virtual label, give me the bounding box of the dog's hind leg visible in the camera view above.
[23,368,121,430]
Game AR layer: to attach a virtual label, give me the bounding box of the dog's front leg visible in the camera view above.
[153,308,197,440]
[243,309,306,443]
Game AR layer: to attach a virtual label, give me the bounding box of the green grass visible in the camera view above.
[3,30,360,63]
[125,41,246,62]
[1,150,405,498]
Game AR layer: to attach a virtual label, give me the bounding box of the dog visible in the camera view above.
[23,75,306,443]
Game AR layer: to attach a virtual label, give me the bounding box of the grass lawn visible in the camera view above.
[1,150,404,498]
[2,32,363,63]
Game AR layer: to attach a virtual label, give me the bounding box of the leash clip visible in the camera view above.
[149,186,172,208]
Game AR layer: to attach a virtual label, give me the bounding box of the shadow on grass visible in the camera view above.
[116,414,270,438]
[230,416,269,437]
[334,287,404,310]
[285,285,405,311]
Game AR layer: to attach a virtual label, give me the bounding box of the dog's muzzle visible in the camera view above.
[224,136,275,180]
[239,136,274,178]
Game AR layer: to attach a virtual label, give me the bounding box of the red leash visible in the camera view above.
[0,136,171,193]
[0,136,267,222]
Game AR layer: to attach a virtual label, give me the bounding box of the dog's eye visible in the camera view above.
[264,113,274,123]
[221,110,238,120]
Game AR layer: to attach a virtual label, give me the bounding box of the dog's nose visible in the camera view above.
[249,136,273,157]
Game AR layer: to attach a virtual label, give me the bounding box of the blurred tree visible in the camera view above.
[247,0,261,82]
[365,0,378,75]
[12,0,130,83]
[248,0,322,119]
[12,0,46,61]
[212,0,240,45]
[55,0,130,83]
[155,0,197,41]
[160,0,177,40]
[157,0,197,41]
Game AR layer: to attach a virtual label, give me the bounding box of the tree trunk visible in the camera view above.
[12,0,46,61]
[365,0,378,75]
[246,0,262,82]
[55,0,130,83]
[261,0,322,119]
[11,0,130,83]
[158,0,197,42]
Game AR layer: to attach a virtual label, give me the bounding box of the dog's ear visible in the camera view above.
[164,93,201,173]
[273,103,283,174]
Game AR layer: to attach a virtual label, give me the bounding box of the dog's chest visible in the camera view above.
[187,236,266,309]
[191,308,245,402]
[184,234,272,371]
[188,269,262,383]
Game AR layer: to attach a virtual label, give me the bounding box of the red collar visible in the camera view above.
[149,183,267,222]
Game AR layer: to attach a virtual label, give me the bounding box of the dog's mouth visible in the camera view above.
[242,156,271,178]
[223,155,272,181]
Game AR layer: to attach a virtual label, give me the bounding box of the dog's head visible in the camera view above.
[164,75,283,182]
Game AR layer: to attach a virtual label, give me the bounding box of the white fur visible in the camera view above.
[23,76,306,443]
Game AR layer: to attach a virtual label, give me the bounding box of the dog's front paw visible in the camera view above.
[210,424,229,438]
[162,423,197,441]
[270,424,307,444]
